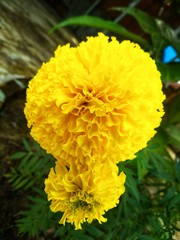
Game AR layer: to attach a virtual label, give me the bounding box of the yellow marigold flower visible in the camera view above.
[44,159,126,230]
[24,33,165,163]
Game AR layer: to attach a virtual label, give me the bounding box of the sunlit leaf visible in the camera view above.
[49,15,151,49]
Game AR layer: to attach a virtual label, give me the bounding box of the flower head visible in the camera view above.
[25,33,165,163]
[44,159,126,229]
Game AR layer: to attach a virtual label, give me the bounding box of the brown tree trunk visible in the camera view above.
[0,0,78,86]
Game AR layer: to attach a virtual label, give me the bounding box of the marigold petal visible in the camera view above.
[44,159,126,229]
[25,33,165,164]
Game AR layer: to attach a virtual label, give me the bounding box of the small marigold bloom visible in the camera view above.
[24,33,165,163]
[44,159,126,230]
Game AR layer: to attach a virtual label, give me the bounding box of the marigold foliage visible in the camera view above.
[44,159,126,230]
[24,33,165,163]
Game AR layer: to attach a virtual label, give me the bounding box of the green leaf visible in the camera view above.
[168,194,180,210]
[13,178,30,190]
[33,186,47,197]
[22,138,32,152]
[0,89,6,102]
[18,154,31,169]
[160,186,177,204]
[70,230,94,240]
[165,125,180,146]
[139,235,156,240]
[136,150,151,182]
[147,216,163,233]
[49,15,151,49]
[11,151,27,160]
[112,7,164,51]
[112,7,159,35]
[175,158,180,182]
[25,155,40,171]
[54,226,66,237]
[155,19,180,54]
[163,94,180,125]
[85,225,104,238]
[126,174,139,202]
[156,61,180,82]
[147,151,163,172]
[27,196,47,204]
[112,7,180,55]
[149,127,169,147]
[12,175,24,189]
[23,178,37,190]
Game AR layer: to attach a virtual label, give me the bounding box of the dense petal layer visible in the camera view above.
[44,159,126,229]
[25,33,165,163]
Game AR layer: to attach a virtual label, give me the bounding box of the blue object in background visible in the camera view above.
[162,45,180,63]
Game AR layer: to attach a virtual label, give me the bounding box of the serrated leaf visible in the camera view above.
[49,15,151,49]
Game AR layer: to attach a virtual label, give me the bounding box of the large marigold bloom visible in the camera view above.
[24,33,165,163]
[44,159,126,230]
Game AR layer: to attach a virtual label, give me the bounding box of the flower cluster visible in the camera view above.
[24,33,165,229]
